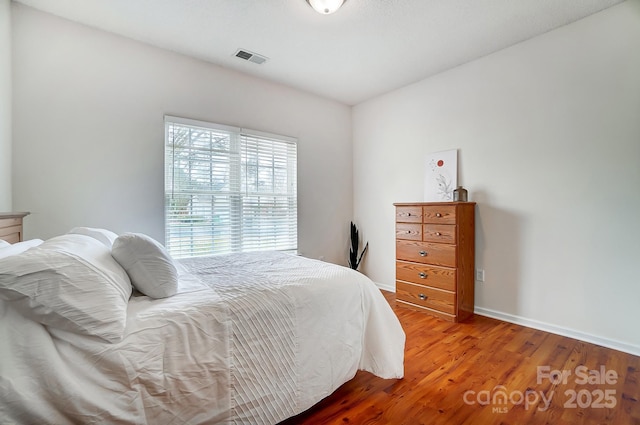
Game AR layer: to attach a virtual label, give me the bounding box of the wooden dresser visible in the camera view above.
[0,212,30,243]
[394,202,475,322]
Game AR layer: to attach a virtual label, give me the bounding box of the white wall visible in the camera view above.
[0,0,11,210]
[11,4,353,265]
[353,1,640,353]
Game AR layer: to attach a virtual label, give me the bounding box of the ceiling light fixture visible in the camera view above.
[306,0,346,15]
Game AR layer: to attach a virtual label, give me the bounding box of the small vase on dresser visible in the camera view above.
[394,202,475,322]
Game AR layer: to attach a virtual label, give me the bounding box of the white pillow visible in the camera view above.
[0,234,132,343]
[111,233,178,299]
[68,227,118,248]
[0,239,44,259]
[0,240,9,248]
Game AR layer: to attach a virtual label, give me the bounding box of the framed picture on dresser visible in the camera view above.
[424,149,457,201]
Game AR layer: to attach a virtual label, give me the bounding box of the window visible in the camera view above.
[164,116,297,258]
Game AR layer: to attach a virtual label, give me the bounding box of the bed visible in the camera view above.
[0,229,405,424]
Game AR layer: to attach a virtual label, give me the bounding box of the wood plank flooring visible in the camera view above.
[280,291,640,425]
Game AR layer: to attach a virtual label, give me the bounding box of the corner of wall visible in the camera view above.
[0,0,12,211]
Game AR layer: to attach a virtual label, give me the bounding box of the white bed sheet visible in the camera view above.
[0,252,405,424]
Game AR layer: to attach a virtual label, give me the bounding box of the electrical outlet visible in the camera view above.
[476,269,485,282]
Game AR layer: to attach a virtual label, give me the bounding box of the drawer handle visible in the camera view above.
[435,232,441,236]
[419,272,427,279]
[419,293,428,300]
[436,213,442,217]
[419,250,427,257]
[406,230,412,234]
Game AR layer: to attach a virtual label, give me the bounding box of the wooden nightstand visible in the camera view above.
[394,202,475,322]
[0,212,30,243]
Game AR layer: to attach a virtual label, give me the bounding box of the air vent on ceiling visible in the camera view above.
[234,49,268,65]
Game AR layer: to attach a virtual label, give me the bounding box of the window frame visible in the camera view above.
[164,115,298,258]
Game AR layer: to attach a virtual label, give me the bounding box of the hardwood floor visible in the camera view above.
[280,291,640,425]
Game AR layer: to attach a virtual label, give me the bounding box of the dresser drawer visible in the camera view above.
[0,225,22,243]
[396,240,456,267]
[396,223,422,241]
[423,224,456,243]
[0,217,22,229]
[422,205,456,224]
[396,261,456,291]
[396,281,456,315]
[0,231,20,244]
[396,206,423,223]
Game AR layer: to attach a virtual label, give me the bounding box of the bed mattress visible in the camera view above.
[0,251,405,424]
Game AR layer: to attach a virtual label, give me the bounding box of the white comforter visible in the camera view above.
[0,252,405,424]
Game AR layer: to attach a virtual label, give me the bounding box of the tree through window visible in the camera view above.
[164,116,297,258]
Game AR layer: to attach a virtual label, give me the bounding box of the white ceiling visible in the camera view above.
[14,0,624,105]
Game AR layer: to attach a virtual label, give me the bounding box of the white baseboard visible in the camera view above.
[372,282,639,357]
[474,306,640,357]
[374,281,395,293]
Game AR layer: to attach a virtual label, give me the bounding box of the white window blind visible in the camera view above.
[164,116,297,258]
